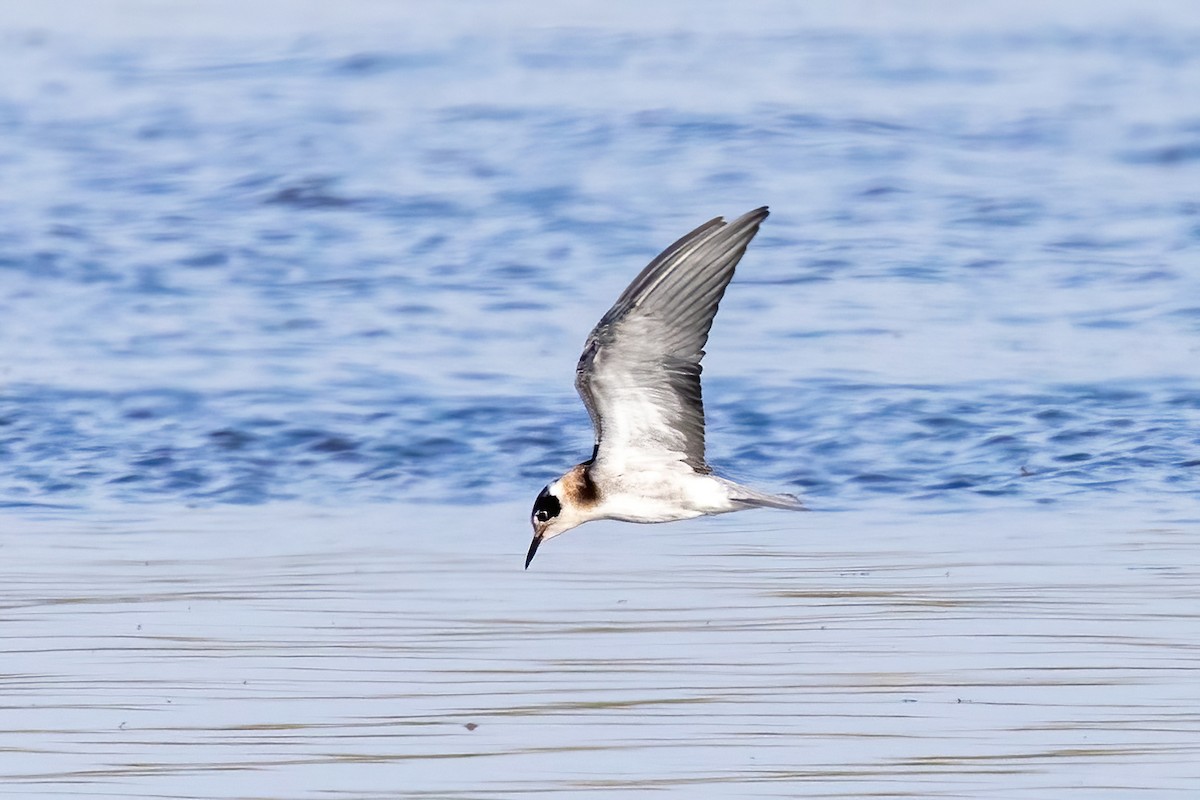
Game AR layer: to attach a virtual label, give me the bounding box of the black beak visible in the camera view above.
[524,534,543,570]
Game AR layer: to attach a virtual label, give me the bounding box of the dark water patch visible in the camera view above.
[166,467,210,490]
[1046,236,1142,252]
[265,177,360,209]
[950,197,1044,228]
[372,194,467,219]
[926,476,983,490]
[703,170,752,188]
[1075,317,1135,330]
[1034,408,1076,424]
[0,499,79,510]
[845,117,912,135]
[857,184,908,198]
[496,186,577,213]
[484,300,552,313]
[333,51,456,75]
[1167,306,1200,329]
[632,110,754,142]
[1048,428,1103,444]
[439,104,531,123]
[310,436,357,454]
[1126,268,1177,284]
[1166,391,1200,409]
[980,434,1018,447]
[1119,141,1200,165]
[889,261,946,281]
[179,251,229,269]
[450,371,512,384]
[851,472,908,488]
[133,449,175,469]
[48,223,87,240]
[916,414,979,431]
[965,258,1006,271]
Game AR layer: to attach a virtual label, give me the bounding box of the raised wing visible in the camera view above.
[575,207,769,473]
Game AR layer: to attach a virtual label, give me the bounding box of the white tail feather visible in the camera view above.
[724,481,806,511]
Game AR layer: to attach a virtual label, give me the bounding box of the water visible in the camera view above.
[4,504,1199,797]
[1,1,1198,796]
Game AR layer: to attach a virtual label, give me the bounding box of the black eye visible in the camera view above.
[532,486,561,524]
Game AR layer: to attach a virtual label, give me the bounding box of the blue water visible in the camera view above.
[3,8,1200,799]
[1,3,1198,513]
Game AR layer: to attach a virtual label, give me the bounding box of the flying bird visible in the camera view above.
[526,207,803,568]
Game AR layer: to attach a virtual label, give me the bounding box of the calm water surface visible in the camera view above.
[4,503,1199,798]
[0,0,1198,796]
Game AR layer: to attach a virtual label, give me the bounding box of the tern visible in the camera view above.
[526,207,803,568]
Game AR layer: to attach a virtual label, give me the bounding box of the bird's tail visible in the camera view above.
[725,481,807,511]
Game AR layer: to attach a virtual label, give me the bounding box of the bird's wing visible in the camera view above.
[575,207,769,473]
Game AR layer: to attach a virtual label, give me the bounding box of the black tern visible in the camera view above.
[527,207,803,568]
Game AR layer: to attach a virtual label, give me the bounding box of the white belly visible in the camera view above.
[592,470,738,523]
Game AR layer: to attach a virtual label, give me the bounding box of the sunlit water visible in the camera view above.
[1,1,1198,797]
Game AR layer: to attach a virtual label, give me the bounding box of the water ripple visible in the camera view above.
[0,6,1196,517]
[0,379,1195,509]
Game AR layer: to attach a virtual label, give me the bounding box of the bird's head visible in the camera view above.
[525,466,598,568]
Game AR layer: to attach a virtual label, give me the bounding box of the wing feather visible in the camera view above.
[575,207,769,473]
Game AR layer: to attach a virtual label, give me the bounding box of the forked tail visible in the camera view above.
[725,481,807,511]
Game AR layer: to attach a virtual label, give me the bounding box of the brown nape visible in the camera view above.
[564,463,600,507]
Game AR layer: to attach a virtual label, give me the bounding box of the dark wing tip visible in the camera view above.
[736,206,770,227]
